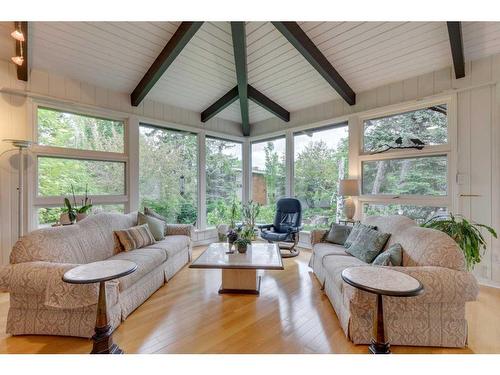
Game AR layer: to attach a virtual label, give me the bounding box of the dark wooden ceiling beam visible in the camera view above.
[201,86,239,122]
[248,85,290,122]
[131,22,203,106]
[15,22,29,81]
[447,22,465,79]
[272,21,356,106]
[230,22,250,136]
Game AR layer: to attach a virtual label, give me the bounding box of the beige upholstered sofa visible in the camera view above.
[309,215,479,348]
[0,212,192,338]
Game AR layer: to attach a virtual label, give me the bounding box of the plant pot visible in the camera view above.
[59,213,74,225]
[76,213,88,222]
[237,244,248,253]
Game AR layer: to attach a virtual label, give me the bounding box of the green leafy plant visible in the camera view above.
[242,200,261,229]
[234,238,251,247]
[63,197,77,223]
[421,213,497,270]
[62,184,93,223]
[229,198,239,229]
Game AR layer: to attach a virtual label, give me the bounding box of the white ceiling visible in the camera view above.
[2,21,500,125]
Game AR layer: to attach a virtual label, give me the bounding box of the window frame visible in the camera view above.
[204,135,243,229]
[357,95,457,219]
[29,101,129,229]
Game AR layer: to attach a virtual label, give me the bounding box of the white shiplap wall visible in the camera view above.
[251,53,500,286]
[0,59,243,265]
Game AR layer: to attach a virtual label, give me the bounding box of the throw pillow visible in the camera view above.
[372,243,403,266]
[137,212,165,241]
[345,226,391,263]
[343,222,377,248]
[114,224,156,252]
[325,223,353,245]
[144,206,167,222]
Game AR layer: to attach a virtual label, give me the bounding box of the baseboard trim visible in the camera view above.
[477,277,500,289]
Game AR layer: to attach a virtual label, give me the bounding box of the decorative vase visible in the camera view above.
[237,244,248,253]
[76,213,88,222]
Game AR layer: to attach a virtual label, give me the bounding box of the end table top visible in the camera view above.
[63,260,137,284]
[341,266,423,297]
[190,242,284,270]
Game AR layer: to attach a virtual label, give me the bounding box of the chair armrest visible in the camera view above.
[258,224,274,230]
[1,261,118,309]
[310,229,328,246]
[287,226,302,233]
[345,266,479,306]
[165,224,194,238]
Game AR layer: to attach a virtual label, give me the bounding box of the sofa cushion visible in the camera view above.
[137,212,165,241]
[313,242,351,260]
[114,224,156,252]
[345,226,390,263]
[109,248,167,291]
[322,255,366,291]
[147,235,190,258]
[372,243,403,266]
[344,222,377,248]
[325,224,352,245]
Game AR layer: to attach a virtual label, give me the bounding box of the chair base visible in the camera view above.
[277,241,300,258]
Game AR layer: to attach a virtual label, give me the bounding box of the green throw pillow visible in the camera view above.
[344,222,377,248]
[345,226,390,263]
[138,212,165,241]
[325,223,352,245]
[372,243,403,266]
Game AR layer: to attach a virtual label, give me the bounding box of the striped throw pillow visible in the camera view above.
[114,224,156,252]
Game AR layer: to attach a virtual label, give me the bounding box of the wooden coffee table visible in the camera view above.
[63,260,137,354]
[341,266,424,354]
[189,242,284,295]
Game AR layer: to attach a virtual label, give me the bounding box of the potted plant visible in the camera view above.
[234,238,251,253]
[421,213,497,271]
[241,201,261,239]
[227,229,238,251]
[59,185,93,225]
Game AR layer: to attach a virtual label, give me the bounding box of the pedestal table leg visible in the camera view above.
[91,281,123,354]
[368,293,390,354]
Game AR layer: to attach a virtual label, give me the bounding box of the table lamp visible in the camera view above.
[339,179,359,220]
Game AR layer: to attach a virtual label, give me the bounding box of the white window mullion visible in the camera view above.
[198,132,206,230]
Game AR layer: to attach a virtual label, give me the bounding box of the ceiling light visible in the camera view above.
[11,56,24,66]
[11,29,25,42]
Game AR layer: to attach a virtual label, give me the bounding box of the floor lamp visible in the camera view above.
[2,139,33,239]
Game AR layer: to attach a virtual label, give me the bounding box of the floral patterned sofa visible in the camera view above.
[0,212,192,338]
[309,215,479,348]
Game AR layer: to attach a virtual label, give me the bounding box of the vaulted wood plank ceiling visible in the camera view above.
[2,21,500,134]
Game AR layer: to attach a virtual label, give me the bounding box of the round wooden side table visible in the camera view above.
[63,260,137,354]
[341,266,424,354]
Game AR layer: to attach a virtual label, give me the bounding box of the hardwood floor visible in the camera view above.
[0,246,499,354]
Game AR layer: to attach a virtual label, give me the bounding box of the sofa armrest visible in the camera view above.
[0,261,118,309]
[310,229,328,246]
[165,224,194,238]
[392,266,479,303]
[345,266,479,306]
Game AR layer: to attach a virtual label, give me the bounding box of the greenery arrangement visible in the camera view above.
[421,213,497,270]
[242,201,261,229]
[62,185,93,223]
[234,238,251,253]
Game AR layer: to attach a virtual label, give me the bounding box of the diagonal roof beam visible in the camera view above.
[248,85,290,122]
[447,22,465,79]
[201,86,239,122]
[131,22,203,106]
[272,22,356,106]
[230,22,250,136]
[201,85,290,123]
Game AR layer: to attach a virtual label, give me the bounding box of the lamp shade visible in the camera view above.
[338,179,359,197]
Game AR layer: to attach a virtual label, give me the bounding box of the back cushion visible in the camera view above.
[362,215,466,271]
[10,212,137,264]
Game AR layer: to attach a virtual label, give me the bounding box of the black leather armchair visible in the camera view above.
[259,198,303,258]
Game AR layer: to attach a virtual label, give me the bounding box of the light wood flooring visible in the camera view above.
[1,246,499,354]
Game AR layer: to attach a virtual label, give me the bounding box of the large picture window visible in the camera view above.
[294,124,349,230]
[205,137,242,226]
[139,124,198,225]
[360,102,451,223]
[34,106,127,227]
[251,137,286,224]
